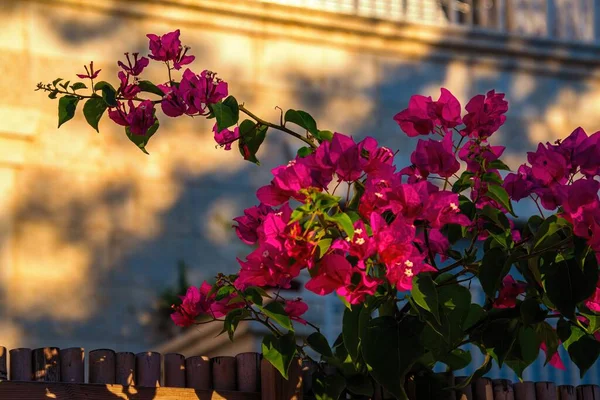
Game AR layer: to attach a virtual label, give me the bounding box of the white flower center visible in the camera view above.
[450,202,459,211]
[375,192,384,198]
[354,228,363,234]
[262,250,270,257]
[355,238,365,245]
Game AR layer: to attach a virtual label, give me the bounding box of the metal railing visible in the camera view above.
[259,0,599,43]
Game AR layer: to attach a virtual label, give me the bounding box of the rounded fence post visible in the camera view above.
[116,352,135,386]
[164,353,185,388]
[558,385,576,400]
[0,347,7,380]
[534,382,557,400]
[60,347,84,383]
[261,357,303,400]
[514,381,535,400]
[493,379,514,400]
[185,355,211,390]
[89,349,116,384]
[236,352,261,392]
[454,376,473,400]
[473,378,493,400]
[33,347,60,382]
[9,348,32,381]
[212,356,237,391]
[136,352,161,387]
[577,385,600,399]
[301,358,317,397]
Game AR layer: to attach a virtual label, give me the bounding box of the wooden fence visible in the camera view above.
[0,345,598,399]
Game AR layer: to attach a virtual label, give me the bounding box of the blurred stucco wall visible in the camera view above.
[1,0,600,352]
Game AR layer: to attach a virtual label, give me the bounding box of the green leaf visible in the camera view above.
[48,90,59,99]
[297,146,314,157]
[244,287,264,306]
[215,285,236,301]
[59,80,71,90]
[325,212,355,240]
[307,332,333,358]
[221,308,249,341]
[412,273,440,324]
[542,254,597,318]
[342,305,363,363]
[313,372,346,400]
[259,301,293,331]
[57,95,79,128]
[480,318,519,366]
[94,81,118,107]
[481,172,503,186]
[520,298,546,325]
[486,184,517,217]
[262,332,297,379]
[440,349,471,371]
[238,119,268,164]
[52,78,63,87]
[317,130,333,141]
[317,239,332,258]
[535,321,559,366]
[566,333,600,378]
[463,304,485,331]
[125,119,159,154]
[82,96,107,132]
[452,171,474,193]
[345,374,374,397]
[453,353,492,389]
[137,80,165,96]
[70,82,88,91]
[533,215,570,251]
[284,109,318,135]
[479,247,509,297]
[212,96,239,131]
[487,159,511,171]
[505,326,540,378]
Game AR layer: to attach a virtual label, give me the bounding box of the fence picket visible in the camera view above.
[89,349,115,384]
[535,382,557,400]
[236,352,261,392]
[514,381,536,400]
[185,355,211,389]
[59,347,84,383]
[0,347,6,380]
[212,356,237,391]
[32,347,60,382]
[558,385,576,400]
[136,351,161,387]
[576,384,600,399]
[9,348,32,381]
[454,376,473,400]
[260,357,303,400]
[115,351,135,386]
[164,353,185,388]
[474,377,494,400]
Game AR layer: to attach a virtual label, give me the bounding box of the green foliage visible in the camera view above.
[258,301,293,331]
[137,80,165,96]
[262,332,297,379]
[57,96,79,128]
[94,81,118,107]
[211,96,239,131]
[284,109,318,136]
[82,95,107,132]
[125,119,159,154]
[238,119,267,164]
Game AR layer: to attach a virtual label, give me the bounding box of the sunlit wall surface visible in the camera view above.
[1,0,600,383]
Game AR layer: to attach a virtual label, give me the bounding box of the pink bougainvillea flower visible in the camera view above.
[337,271,380,305]
[573,130,600,178]
[117,71,141,100]
[179,69,228,114]
[233,203,275,245]
[108,100,156,136]
[415,228,450,262]
[305,254,352,296]
[410,132,460,178]
[503,164,537,201]
[434,88,462,129]
[117,52,149,76]
[386,253,436,291]
[235,243,302,290]
[394,95,436,137]
[461,90,508,139]
[76,61,101,80]
[159,84,188,117]
[458,140,505,173]
[358,137,395,175]
[213,124,240,150]
[256,159,321,206]
[147,30,183,63]
[584,284,600,312]
[540,342,566,371]
[527,143,568,186]
[330,133,364,182]
[173,45,195,70]
[284,299,308,325]
[422,191,471,229]
[331,220,375,268]
[493,275,526,309]
[171,282,240,327]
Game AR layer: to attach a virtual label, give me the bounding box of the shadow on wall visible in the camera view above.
[0,0,598,359]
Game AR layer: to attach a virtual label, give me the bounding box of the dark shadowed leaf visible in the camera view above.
[262,332,297,379]
[83,96,107,132]
[57,95,79,128]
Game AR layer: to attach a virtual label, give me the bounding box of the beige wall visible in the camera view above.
[1,0,600,353]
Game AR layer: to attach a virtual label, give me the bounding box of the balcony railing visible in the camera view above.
[258,0,598,44]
